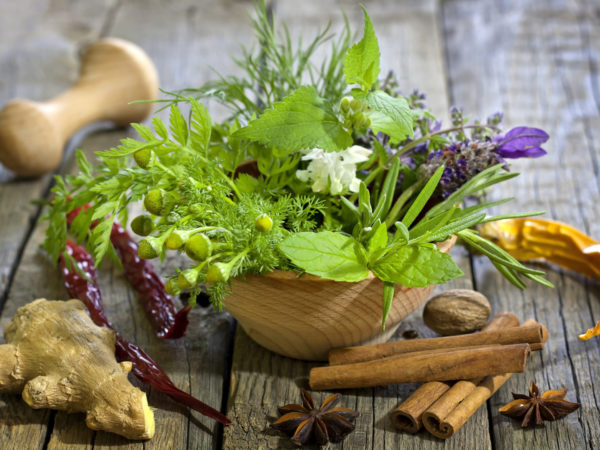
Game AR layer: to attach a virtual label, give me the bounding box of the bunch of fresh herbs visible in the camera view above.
[43,3,551,328]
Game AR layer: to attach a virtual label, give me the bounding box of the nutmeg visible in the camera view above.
[423,289,491,335]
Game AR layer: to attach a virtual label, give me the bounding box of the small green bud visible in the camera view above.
[340,96,351,112]
[165,279,181,296]
[166,230,186,250]
[355,112,370,130]
[177,270,196,290]
[185,234,212,261]
[189,204,204,216]
[131,215,154,236]
[138,239,159,259]
[255,214,273,233]
[350,98,362,111]
[206,263,227,283]
[144,189,165,216]
[133,148,152,169]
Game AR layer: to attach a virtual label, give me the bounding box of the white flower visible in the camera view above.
[296,145,372,195]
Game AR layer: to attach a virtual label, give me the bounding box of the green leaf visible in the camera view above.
[169,104,188,146]
[235,173,260,193]
[279,231,369,282]
[402,165,444,229]
[372,244,463,287]
[368,222,388,255]
[89,214,115,266]
[355,90,414,142]
[233,86,352,152]
[91,201,117,222]
[190,98,211,151]
[152,116,168,140]
[382,282,394,330]
[343,6,380,90]
[75,150,92,176]
[131,123,154,141]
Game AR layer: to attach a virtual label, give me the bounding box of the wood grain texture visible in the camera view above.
[223,1,490,449]
[0,0,253,448]
[443,0,600,448]
[226,239,454,361]
[0,0,116,311]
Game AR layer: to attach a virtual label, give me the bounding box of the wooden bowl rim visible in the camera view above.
[242,235,457,283]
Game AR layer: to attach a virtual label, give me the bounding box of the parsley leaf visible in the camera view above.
[343,6,380,91]
[372,244,463,287]
[233,86,351,152]
[279,231,369,282]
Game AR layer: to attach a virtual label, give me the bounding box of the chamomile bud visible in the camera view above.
[350,98,362,111]
[340,96,351,112]
[185,234,212,261]
[166,230,186,250]
[358,113,371,129]
[133,148,152,169]
[206,263,228,283]
[255,214,273,233]
[189,204,204,216]
[177,269,197,290]
[144,189,165,216]
[165,279,181,296]
[131,214,154,236]
[138,239,159,259]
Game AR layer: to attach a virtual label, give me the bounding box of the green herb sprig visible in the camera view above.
[43,4,551,328]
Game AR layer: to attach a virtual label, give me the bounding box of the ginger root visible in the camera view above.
[0,298,154,440]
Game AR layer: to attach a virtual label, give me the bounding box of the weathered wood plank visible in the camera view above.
[0,0,116,305]
[222,1,490,449]
[0,2,118,448]
[443,0,600,448]
[1,0,255,448]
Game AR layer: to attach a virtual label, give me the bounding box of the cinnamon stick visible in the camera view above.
[389,311,519,433]
[329,324,544,365]
[309,343,530,390]
[421,319,546,439]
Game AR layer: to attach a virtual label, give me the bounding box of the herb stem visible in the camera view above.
[392,124,501,159]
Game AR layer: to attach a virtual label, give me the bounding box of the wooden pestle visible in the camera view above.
[0,38,159,176]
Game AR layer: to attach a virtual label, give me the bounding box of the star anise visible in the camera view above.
[271,389,359,446]
[499,381,580,427]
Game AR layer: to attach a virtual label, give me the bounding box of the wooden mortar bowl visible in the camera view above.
[225,236,456,361]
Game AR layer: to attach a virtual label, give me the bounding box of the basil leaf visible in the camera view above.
[372,244,463,287]
[279,231,369,282]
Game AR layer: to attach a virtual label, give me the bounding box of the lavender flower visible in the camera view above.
[494,127,549,158]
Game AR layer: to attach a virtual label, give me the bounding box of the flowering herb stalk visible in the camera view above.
[43,4,552,330]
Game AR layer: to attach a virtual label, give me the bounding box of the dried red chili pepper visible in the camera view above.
[110,223,190,338]
[67,205,190,339]
[60,240,231,426]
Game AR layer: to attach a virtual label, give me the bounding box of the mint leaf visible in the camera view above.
[355,90,415,142]
[343,6,380,91]
[279,231,369,282]
[233,86,351,152]
[372,244,463,287]
[368,222,388,255]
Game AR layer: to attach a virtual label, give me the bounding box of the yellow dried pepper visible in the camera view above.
[480,218,600,340]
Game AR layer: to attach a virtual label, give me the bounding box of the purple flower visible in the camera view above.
[494,127,549,158]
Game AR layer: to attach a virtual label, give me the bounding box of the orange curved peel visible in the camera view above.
[480,218,600,340]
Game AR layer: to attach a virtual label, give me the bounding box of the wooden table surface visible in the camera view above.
[1,0,599,448]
